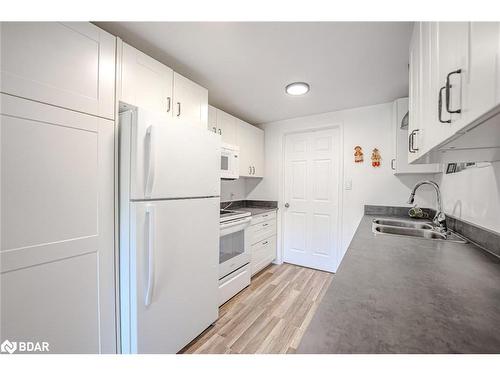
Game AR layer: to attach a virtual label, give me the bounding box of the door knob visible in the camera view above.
[284,203,290,208]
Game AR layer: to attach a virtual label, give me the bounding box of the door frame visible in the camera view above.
[277,124,344,273]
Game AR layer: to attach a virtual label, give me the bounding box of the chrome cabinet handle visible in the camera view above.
[252,166,256,175]
[176,102,181,117]
[166,97,171,112]
[409,130,418,153]
[438,86,451,123]
[409,129,419,153]
[212,127,217,133]
[249,166,252,174]
[391,159,396,170]
[218,129,222,135]
[262,223,269,227]
[284,203,290,208]
[262,241,269,245]
[445,69,462,114]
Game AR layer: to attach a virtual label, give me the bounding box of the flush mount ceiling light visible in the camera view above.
[285,82,310,96]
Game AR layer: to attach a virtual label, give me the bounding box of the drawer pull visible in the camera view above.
[262,223,269,227]
[262,241,269,245]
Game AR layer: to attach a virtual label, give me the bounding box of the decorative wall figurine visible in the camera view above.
[354,146,364,163]
[371,148,381,167]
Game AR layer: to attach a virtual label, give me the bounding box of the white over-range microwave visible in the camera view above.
[221,143,239,179]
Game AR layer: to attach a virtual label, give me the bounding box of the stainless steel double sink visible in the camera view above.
[372,218,467,243]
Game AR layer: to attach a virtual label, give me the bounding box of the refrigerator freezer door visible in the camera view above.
[122,197,219,353]
[121,108,221,200]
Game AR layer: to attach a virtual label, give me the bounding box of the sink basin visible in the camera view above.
[372,218,433,230]
[372,219,467,243]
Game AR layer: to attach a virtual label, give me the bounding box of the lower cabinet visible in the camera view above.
[248,211,277,276]
[0,94,116,353]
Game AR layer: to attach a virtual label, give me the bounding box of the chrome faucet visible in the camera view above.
[407,180,448,233]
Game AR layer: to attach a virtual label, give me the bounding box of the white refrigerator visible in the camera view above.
[119,107,221,353]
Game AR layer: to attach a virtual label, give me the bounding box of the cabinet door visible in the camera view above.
[408,23,423,163]
[393,98,441,174]
[0,22,115,119]
[208,105,218,133]
[121,42,173,115]
[0,94,116,353]
[466,22,500,123]
[434,22,469,140]
[237,120,264,178]
[216,109,238,144]
[172,72,208,129]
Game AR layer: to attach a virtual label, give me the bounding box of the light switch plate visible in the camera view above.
[345,179,352,190]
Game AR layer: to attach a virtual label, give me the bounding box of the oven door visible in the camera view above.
[219,217,251,278]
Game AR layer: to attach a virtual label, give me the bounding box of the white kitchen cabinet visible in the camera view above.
[119,41,208,129]
[208,105,218,133]
[121,42,174,115]
[216,109,238,144]
[466,23,500,123]
[391,98,441,174]
[0,94,116,353]
[207,106,238,144]
[238,120,264,178]
[431,22,469,144]
[0,22,116,120]
[409,22,500,163]
[248,211,277,276]
[172,72,208,129]
[407,23,423,163]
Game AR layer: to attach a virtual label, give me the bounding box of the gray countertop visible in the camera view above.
[297,214,500,354]
[239,207,277,216]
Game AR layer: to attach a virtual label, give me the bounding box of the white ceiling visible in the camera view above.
[96,22,413,125]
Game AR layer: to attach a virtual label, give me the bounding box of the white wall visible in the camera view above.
[438,162,500,233]
[220,178,262,202]
[247,102,438,266]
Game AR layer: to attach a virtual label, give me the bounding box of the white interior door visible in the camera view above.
[283,128,341,273]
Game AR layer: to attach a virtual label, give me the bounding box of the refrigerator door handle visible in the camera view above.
[145,206,155,307]
[144,125,156,198]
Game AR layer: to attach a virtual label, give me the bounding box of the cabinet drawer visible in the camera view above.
[251,236,276,276]
[218,264,251,306]
[250,211,276,226]
[248,219,276,245]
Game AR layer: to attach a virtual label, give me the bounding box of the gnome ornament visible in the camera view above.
[371,148,381,167]
[354,146,364,163]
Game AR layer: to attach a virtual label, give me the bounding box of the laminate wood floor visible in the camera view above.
[180,263,333,354]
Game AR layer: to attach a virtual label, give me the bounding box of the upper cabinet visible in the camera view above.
[0,22,116,120]
[172,72,208,128]
[238,120,264,178]
[208,105,264,178]
[391,98,441,174]
[409,22,500,164]
[119,41,208,129]
[121,42,173,115]
[207,106,238,145]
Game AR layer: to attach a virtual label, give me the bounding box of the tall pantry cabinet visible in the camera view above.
[0,22,117,353]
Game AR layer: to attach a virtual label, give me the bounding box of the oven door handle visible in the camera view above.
[220,217,251,236]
